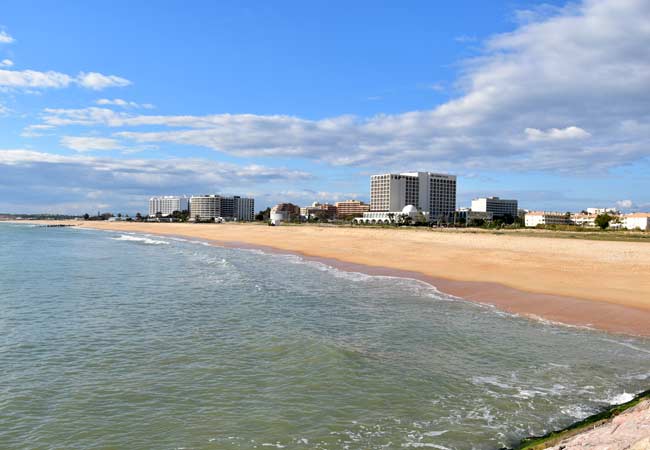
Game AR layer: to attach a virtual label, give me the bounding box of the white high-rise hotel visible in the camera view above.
[148,196,189,217]
[189,195,255,221]
[370,171,457,220]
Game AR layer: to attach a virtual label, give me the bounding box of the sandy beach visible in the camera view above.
[15,221,650,336]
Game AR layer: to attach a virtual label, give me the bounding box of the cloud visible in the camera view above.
[0,59,13,67]
[524,126,591,141]
[60,136,124,152]
[96,98,153,109]
[616,199,634,209]
[0,69,131,90]
[24,0,650,174]
[0,69,73,88]
[76,72,131,90]
[0,150,310,213]
[0,31,14,44]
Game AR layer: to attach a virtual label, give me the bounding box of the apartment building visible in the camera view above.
[335,200,370,218]
[148,196,189,217]
[370,171,456,221]
[190,195,255,221]
[622,213,650,231]
[300,202,337,220]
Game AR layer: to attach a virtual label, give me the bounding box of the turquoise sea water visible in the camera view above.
[1,223,649,450]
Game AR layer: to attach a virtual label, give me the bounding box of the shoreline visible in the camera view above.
[509,390,650,450]
[5,220,650,337]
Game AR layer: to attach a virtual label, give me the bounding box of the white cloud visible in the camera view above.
[524,126,591,141]
[96,98,153,109]
[0,149,310,213]
[0,69,131,90]
[60,136,124,152]
[0,31,14,44]
[616,199,634,209]
[0,69,73,88]
[76,72,131,90]
[0,59,13,67]
[24,0,650,173]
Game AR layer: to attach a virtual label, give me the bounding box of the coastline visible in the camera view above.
[509,391,650,450]
[6,220,650,337]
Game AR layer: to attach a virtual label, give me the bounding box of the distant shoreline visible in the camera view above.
[5,220,650,337]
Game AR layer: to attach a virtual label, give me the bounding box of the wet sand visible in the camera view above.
[11,221,650,336]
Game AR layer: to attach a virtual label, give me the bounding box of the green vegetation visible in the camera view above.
[505,389,650,450]
[595,213,613,229]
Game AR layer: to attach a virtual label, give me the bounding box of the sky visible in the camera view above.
[0,0,649,215]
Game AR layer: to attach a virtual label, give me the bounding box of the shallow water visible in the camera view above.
[1,223,649,449]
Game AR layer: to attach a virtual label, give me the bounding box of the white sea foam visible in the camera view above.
[111,234,169,245]
[561,405,594,419]
[599,392,635,405]
[402,443,452,449]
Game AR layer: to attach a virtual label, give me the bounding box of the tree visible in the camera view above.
[135,212,142,221]
[595,213,612,230]
[83,213,90,220]
[255,207,271,221]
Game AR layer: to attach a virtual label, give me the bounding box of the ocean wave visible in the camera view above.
[111,234,169,245]
[594,391,636,405]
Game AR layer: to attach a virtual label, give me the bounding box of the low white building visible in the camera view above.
[355,205,428,224]
[471,197,518,219]
[622,213,650,231]
[570,213,597,228]
[524,211,570,227]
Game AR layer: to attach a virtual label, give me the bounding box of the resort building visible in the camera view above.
[570,213,598,228]
[335,200,370,218]
[355,205,428,225]
[524,211,570,227]
[471,197,518,219]
[300,202,337,220]
[370,171,456,221]
[148,196,189,217]
[622,213,650,231]
[190,195,255,221]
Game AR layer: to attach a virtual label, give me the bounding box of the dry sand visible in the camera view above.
[15,221,650,336]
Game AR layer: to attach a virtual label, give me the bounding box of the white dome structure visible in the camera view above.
[402,205,418,215]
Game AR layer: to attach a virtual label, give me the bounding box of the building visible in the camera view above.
[220,196,255,222]
[355,205,428,224]
[270,203,301,222]
[524,211,570,227]
[335,200,370,218]
[570,213,597,228]
[622,213,650,231]
[471,197,518,219]
[586,207,619,215]
[370,171,456,221]
[190,195,255,221]
[148,196,189,217]
[456,208,493,224]
[300,202,337,220]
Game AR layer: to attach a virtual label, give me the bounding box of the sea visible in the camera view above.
[1,223,649,450]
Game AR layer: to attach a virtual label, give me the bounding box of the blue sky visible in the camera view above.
[1,0,649,214]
